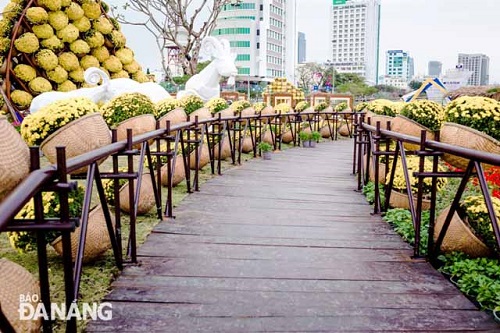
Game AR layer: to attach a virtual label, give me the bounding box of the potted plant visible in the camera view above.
[299,131,311,148]
[364,99,397,129]
[179,95,208,120]
[21,97,110,174]
[310,131,321,147]
[258,141,272,160]
[253,102,266,113]
[230,100,253,117]
[155,98,186,126]
[392,100,444,150]
[205,97,229,116]
[441,96,500,169]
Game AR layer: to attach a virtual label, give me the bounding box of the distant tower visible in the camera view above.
[298,32,306,63]
[458,53,490,86]
[428,61,442,77]
[385,50,413,82]
[331,0,381,85]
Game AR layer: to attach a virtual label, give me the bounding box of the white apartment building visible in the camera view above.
[212,0,296,83]
[379,75,408,90]
[458,53,490,86]
[385,49,414,82]
[331,0,381,85]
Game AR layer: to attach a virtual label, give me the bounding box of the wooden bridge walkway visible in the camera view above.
[88,140,499,332]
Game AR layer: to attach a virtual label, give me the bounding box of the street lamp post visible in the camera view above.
[326,60,335,94]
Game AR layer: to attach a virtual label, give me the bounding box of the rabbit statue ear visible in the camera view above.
[200,36,224,59]
[220,39,231,53]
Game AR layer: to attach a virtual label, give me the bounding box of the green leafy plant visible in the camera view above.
[294,101,309,112]
[257,141,272,152]
[362,181,386,205]
[311,131,321,141]
[313,102,328,112]
[299,131,311,142]
[445,96,500,141]
[178,95,204,115]
[400,100,444,131]
[334,102,348,112]
[383,208,429,255]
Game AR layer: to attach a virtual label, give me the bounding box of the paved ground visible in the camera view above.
[88,139,500,332]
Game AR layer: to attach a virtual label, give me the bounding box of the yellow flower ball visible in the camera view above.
[84,29,104,48]
[70,39,90,55]
[60,0,71,7]
[111,70,129,79]
[35,49,58,71]
[14,32,40,53]
[29,77,53,94]
[11,90,33,108]
[32,24,54,39]
[58,52,79,71]
[26,7,49,24]
[0,37,10,53]
[56,23,79,43]
[93,16,113,35]
[0,19,13,37]
[155,98,180,119]
[103,55,122,73]
[123,60,140,74]
[39,0,62,11]
[115,47,134,65]
[2,2,22,20]
[40,35,64,51]
[80,55,100,69]
[132,71,150,83]
[72,16,91,32]
[69,67,85,82]
[47,65,68,84]
[108,30,126,48]
[58,80,77,92]
[82,1,101,19]
[65,2,84,20]
[91,46,110,62]
[48,11,69,31]
[14,64,37,82]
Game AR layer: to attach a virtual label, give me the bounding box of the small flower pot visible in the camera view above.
[302,141,311,148]
[310,140,317,148]
[262,151,272,160]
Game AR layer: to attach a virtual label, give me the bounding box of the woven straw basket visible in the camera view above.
[389,189,431,210]
[40,113,111,175]
[282,130,294,143]
[214,136,232,160]
[237,136,254,153]
[319,106,333,120]
[119,173,156,215]
[365,111,393,130]
[115,114,156,149]
[363,154,386,183]
[189,107,212,122]
[320,123,334,138]
[189,144,210,170]
[0,116,30,202]
[160,157,185,187]
[51,204,114,263]
[262,131,275,145]
[391,115,434,151]
[434,206,491,258]
[440,122,500,170]
[216,108,235,119]
[0,259,41,332]
[240,107,255,118]
[338,123,351,137]
[260,106,275,124]
[158,108,187,127]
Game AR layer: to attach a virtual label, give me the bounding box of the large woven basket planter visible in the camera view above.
[282,129,294,144]
[157,108,187,127]
[440,122,500,170]
[189,144,210,170]
[189,107,212,122]
[0,259,41,332]
[119,173,156,215]
[338,123,351,137]
[0,116,30,202]
[237,136,254,153]
[363,154,386,183]
[240,107,255,118]
[51,204,114,263]
[391,115,434,151]
[40,113,111,175]
[115,114,156,149]
[319,106,333,119]
[434,206,491,258]
[160,157,186,187]
[389,189,431,210]
[320,122,335,138]
[365,111,393,130]
[214,136,232,160]
[215,107,234,120]
[262,131,275,145]
[259,106,275,124]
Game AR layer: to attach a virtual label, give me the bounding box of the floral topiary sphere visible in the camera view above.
[84,29,105,48]
[103,55,123,73]
[48,11,69,31]
[26,7,49,24]
[14,64,37,82]
[100,93,155,127]
[123,61,140,74]
[0,37,9,53]
[70,39,90,55]
[11,90,33,108]
[108,30,126,48]
[110,70,129,79]
[35,49,59,71]
[58,52,80,71]
[69,67,85,82]
[82,1,101,19]
[115,48,134,65]
[80,55,100,70]
[65,2,84,20]
[14,32,40,53]
[73,16,91,32]
[56,23,79,43]
[39,0,62,11]
[47,65,68,84]
[41,35,64,51]
[2,2,23,20]
[58,80,77,92]
[32,24,54,39]
[29,77,53,94]
[93,16,113,35]
[91,46,110,62]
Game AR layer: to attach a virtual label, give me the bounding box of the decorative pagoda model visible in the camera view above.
[262,77,304,107]
[0,0,150,123]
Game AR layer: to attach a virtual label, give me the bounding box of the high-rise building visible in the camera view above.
[212,0,297,83]
[385,50,413,82]
[458,53,490,86]
[331,0,381,85]
[428,61,442,77]
[298,31,306,63]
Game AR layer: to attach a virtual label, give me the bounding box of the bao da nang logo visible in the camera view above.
[19,294,112,321]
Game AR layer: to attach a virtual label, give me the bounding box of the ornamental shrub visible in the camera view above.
[179,95,204,115]
[155,98,181,119]
[100,93,155,126]
[229,100,251,115]
[205,97,228,115]
[400,100,444,131]
[365,99,398,116]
